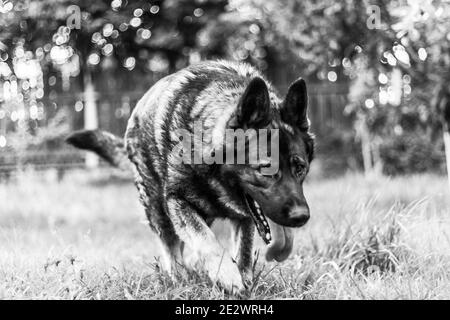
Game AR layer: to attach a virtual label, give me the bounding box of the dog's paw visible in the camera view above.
[239,268,253,289]
[206,254,244,293]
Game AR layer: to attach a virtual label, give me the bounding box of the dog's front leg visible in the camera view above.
[166,196,244,292]
[233,218,255,286]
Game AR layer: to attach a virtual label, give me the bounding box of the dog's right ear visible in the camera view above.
[235,77,271,128]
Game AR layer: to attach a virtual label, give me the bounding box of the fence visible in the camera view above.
[0,82,351,176]
[38,83,352,135]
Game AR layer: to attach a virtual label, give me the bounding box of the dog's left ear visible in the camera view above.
[282,78,309,131]
[235,77,271,128]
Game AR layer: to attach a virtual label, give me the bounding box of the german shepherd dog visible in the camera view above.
[67,60,314,292]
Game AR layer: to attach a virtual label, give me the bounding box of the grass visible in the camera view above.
[1,169,450,299]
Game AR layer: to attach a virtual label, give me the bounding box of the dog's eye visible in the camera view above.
[292,155,306,178]
[296,165,305,177]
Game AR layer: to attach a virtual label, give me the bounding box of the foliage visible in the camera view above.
[380,133,444,175]
[0,0,227,77]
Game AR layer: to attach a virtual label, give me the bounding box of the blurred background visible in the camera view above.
[0,0,449,179]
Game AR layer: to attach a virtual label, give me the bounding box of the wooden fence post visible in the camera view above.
[83,72,99,168]
[356,113,373,177]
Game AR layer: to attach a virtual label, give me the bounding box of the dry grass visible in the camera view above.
[1,169,450,299]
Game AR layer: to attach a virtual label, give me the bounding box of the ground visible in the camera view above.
[1,169,450,299]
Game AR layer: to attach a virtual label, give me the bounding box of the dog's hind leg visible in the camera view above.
[126,133,182,276]
[150,215,183,276]
[134,173,183,275]
[166,196,244,292]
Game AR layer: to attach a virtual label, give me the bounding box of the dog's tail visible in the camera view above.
[66,129,131,171]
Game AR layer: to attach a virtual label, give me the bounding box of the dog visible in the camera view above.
[66,60,314,292]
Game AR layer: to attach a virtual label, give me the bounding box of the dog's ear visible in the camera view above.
[235,77,271,128]
[282,78,309,131]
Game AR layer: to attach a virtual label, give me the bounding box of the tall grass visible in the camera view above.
[1,170,450,299]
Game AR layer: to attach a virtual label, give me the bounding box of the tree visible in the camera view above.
[391,0,450,185]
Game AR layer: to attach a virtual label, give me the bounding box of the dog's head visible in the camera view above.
[222,77,314,261]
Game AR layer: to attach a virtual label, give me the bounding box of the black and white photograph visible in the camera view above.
[1,0,450,304]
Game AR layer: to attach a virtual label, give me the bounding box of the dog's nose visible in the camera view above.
[289,206,310,227]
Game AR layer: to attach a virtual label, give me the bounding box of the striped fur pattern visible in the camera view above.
[67,61,315,292]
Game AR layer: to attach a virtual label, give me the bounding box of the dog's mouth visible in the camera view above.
[244,193,272,244]
[244,193,295,263]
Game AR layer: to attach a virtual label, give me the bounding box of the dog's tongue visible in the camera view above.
[265,219,294,262]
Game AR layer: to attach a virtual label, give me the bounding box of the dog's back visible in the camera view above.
[125,60,279,188]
